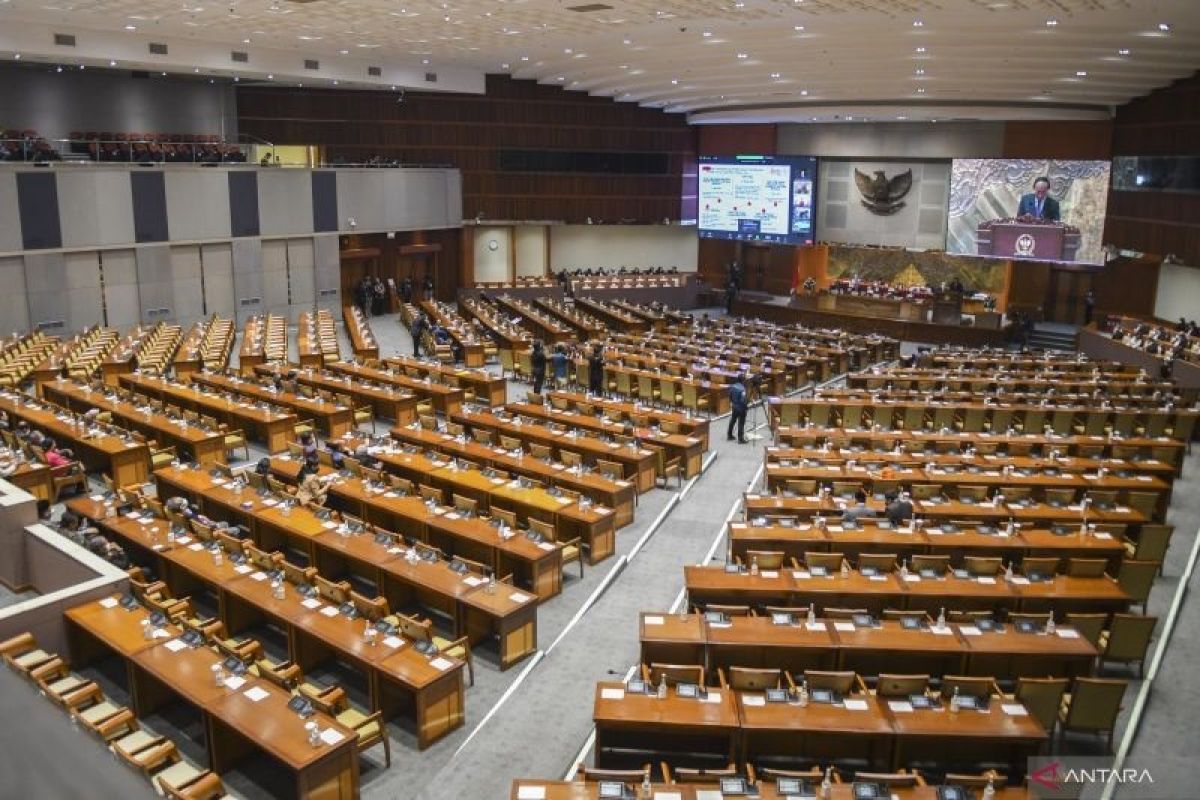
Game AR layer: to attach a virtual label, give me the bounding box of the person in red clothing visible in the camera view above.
[41,439,74,476]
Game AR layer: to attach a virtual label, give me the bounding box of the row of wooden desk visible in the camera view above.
[253,363,420,424]
[592,680,1046,774]
[382,355,507,409]
[0,389,151,487]
[638,612,1098,681]
[65,596,361,798]
[416,300,490,367]
[192,372,356,439]
[684,564,1130,615]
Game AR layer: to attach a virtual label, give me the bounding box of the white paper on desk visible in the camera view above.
[1136,475,1153,481]
[383,635,404,649]
[536,541,555,551]
[509,592,531,603]
[977,576,997,585]
[600,687,625,700]
[250,571,268,582]
[654,793,684,800]
[430,657,454,671]
[792,570,812,580]
[1002,703,1029,716]
[163,639,188,653]
[99,597,119,609]
[930,626,953,636]
[1009,575,1031,585]
[322,521,337,530]
[827,525,844,533]
[1116,506,1132,514]
[297,598,321,611]
[90,494,105,502]
[700,690,722,704]
[643,615,665,626]
[805,622,826,632]
[319,606,339,617]
[833,622,856,632]
[761,570,778,578]
[869,575,887,582]
[234,564,252,575]
[903,574,922,582]
[617,480,632,487]
[888,700,914,713]
[1094,532,1114,540]
[843,699,869,711]
[319,728,346,746]
[595,506,612,515]
[243,686,270,703]
[175,536,192,545]
[743,695,766,707]
[746,494,760,500]
[554,496,571,505]
[1057,629,1081,639]
[516,786,547,800]
[462,575,485,587]
[223,676,246,690]
[445,512,462,520]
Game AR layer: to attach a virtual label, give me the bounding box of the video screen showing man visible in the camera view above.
[1016,176,1061,221]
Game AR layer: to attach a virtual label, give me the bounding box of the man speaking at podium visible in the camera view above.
[1016,176,1061,221]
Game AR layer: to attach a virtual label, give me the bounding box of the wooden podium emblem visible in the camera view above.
[1014,233,1036,257]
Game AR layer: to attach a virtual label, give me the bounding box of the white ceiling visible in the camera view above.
[1,0,1198,122]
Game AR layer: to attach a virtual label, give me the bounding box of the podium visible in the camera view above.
[976,218,1080,262]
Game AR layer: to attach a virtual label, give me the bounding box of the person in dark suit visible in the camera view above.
[530,340,547,395]
[587,344,605,395]
[1017,176,1061,221]
[727,373,749,444]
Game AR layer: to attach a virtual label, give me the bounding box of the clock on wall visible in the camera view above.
[487,239,499,251]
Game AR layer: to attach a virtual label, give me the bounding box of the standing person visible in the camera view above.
[530,340,547,396]
[401,276,413,305]
[727,372,749,444]
[1084,290,1096,325]
[588,343,605,395]
[725,275,738,314]
[551,344,569,389]
[410,312,428,357]
[423,274,435,301]
[1016,176,1061,221]
[372,277,386,316]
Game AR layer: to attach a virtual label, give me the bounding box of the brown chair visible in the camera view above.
[940,675,1000,701]
[1020,557,1060,578]
[942,771,1008,790]
[802,670,861,694]
[1118,560,1157,613]
[575,764,652,784]
[910,554,950,575]
[1058,677,1127,752]
[1123,523,1172,570]
[963,556,1002,576]
[875,674,930,697]
[743,549,785,570]
[853,771,925,788]
[1066,558,1109,578]
[720,666,792,692]
[859,553,898,574]
[805,551,846,572]
[1099,614,1156,676]
[662,762,741,785]
[643,662,706,687]
[52,461,89,501]
[1012,677,1069,735]
[1064,613,1107,648]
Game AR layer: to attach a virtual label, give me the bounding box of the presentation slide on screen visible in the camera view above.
[947,159,1111,265]
[698,155,817,245]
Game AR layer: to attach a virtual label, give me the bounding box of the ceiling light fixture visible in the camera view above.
[1076,70,1087,76]
[912,20,924,27]
[915,46,926,53]
[702,30,712,37]
[1158,22,1171,32]
[736,52,748,59]
[916,87,926,93]
[124,24,137,30]
[1046,19,1058,26]
[1118,48,1130,55]
[109,59,116,66]
[916,68,925,75]
[13,54,20,60]
[770,72,781,79]
[800,89,808,96]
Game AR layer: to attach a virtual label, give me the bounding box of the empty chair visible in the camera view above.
[881,609,928,623]
[1124,491,1159,521]
[1066,558,1109,578]
[955,484,988,503]
[910,555,950,575]
[743,550,785,570]
[1058,677,1127,752]
[853,771,925,788]
[1013,677,1070,734]
[804,552,846,573]
[1008,612,1052,628]
[575,764,653,785]
[1020,557,1060,578]
[662,762,742,785]
[1087,489,1119,510]
[1099,614,1156,676]
[875,674,930,697]
[858,553,897,574]
[963,556,1002,576]
[1064,613,1108,648]
[721,666,792,692]
[802,670,860,694]
[1044,488,1076,507]
[1123,523,1173,568]
[940,675,998,701]
[643,662,705,687]
[942,771,1008,790]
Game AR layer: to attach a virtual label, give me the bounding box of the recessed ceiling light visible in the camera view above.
[619,64,628,69]
[243,38,251,44]
[670,78,678,84]
[1158,22,1171,32]
[193,67,200,72]
[702,30,712,37]
[109,59,116,66]
[1118,48,1130,56]
[267,74,273,80]
[1046,19,1058,26]
[125,24,137,30]
[770,72,781,79]
[13,54,20,60]
[912,20,924,27]
[520,55,529,61]
[794,25,805,32]
[736,52,748,59]
[1076,70,1087,77]
[422,58,430,64]
[800,89,808,96]
[915,46,926,53]
[622,38,632,45]
[501,62,509,69]
[564,48,572,54]
[916,87,926,93]
[339,49,349,55]
[897,115,907,120]
[916,68,925,75]
[556,76,564,81]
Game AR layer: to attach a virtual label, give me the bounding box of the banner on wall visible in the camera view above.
[816,160,950,250]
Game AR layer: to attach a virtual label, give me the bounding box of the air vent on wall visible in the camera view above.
[231,50,249,63]
[424,72,437,83]
[304,59,320,70]
[149,42,168,55]
[53,33,76,47]
[567,3,614,11]
[36,320,66,330]
[367,66,381,77]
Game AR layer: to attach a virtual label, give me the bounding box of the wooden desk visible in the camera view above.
[547,389,711,449]
[254,363,419,425]
[593,681,741,769]
[3,460,53,500]
[120,373,297,453]
[192,372,354,439]
[384,355,507,408]
[451,407,658,494]
[683,565,1130,616]
[43,380,227,465]
[66,596,360,799]
[342,305,380,361]
[388,424,636,529]
[0,390,150,487]
[417,300,489,368]
[738,688,894,768]
[507,401,706,479]
[326,360,465,417]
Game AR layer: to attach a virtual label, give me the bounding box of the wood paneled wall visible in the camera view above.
[237,77,696,225]
[1000,121,1113,160]
[698,124,777,156]
[1106,71,1200,266]
[338,229,461,304]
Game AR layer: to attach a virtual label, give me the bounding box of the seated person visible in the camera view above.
[295,459,330,508]
[41,439,75,476]
[254,457,272,477]
[884,491,914,524]
[327,440,346,470]
[841,489,874,523]
[299,432,318,460]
